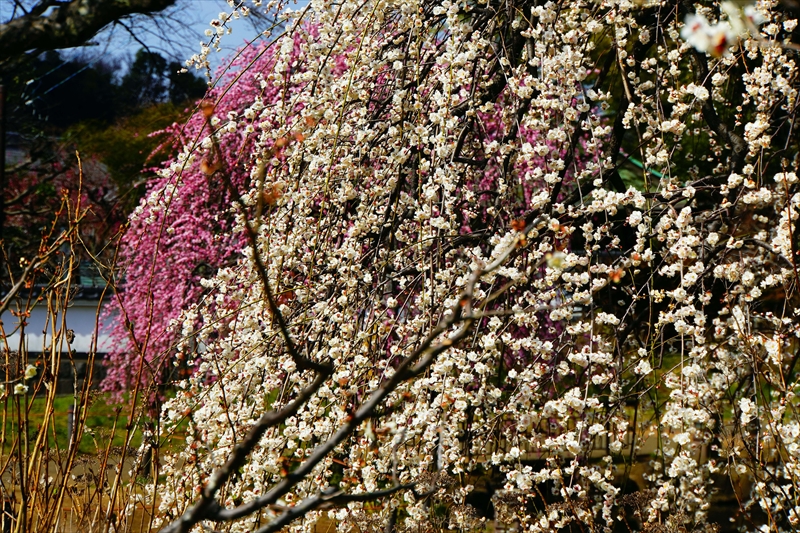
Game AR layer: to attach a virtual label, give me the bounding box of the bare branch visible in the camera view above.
[0,0,178,64]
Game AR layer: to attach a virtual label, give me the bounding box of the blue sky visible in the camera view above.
[104,0,268,71]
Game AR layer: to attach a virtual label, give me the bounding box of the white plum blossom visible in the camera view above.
[634,359,653,376]
[740,398,757,425]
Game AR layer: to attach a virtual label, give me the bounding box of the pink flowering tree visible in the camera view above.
[103,37,317,392]
[103,1,800,533]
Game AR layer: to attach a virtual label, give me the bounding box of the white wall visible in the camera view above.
[1,299,115,355]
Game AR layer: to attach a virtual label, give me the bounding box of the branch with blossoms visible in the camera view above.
[158,198,540,533]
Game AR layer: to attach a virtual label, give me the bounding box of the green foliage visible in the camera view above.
[1,51,119,131]
[67,103,185,196]
[1,47,208,263]
[2,48,206,132]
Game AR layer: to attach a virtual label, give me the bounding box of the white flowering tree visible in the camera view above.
[144,0,800,532]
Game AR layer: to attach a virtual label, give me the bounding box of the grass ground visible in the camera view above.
[0,393,146,455]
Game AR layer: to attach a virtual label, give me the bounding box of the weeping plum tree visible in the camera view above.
[114,0,800,531]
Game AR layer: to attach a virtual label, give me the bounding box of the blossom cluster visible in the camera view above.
[107,24,580,391]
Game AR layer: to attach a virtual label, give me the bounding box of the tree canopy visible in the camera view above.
[88,1,800,532]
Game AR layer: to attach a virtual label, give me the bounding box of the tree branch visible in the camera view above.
[688,48,747,173]
[0,0,177,64]
[250,485,413,533]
